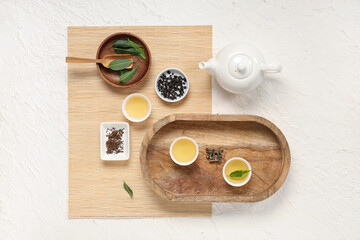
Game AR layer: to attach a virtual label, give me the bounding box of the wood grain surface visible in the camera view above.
[68,26,212,218]
[140,114,291,202]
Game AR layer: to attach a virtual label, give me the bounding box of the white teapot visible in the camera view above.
[199,42,281,94]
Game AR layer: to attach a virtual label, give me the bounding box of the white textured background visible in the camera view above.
[1,0,360,239]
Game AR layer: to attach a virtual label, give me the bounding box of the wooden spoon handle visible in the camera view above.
[66,57,102,63]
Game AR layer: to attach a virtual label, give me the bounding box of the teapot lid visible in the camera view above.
[228,54,253,79]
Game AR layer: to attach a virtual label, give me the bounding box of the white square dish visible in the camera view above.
[100,122,130,161]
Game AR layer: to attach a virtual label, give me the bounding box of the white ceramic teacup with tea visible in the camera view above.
[122,93,151,122]
[170,136,199,166]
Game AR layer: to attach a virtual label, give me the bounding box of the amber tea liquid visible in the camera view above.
[125,95,149,120]
[171,138,197,163]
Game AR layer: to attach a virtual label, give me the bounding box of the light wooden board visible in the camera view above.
[68,26,212,218]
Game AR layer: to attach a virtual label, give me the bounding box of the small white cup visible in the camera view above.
[223,157,252,187]
[122,93,151,122]
[170,137,199,166]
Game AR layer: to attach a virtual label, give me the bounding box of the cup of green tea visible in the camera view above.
[170,137,199,166]
[122,93,151,122]
[223,157,252,187]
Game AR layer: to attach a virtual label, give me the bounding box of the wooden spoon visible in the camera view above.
[66,54,133,69]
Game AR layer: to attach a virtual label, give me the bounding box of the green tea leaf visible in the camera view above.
[117,70,126,76]
[114,47,139,55]
[119,65,139,83]
[123,181,133,198]
[113,40,132,48]
[128,38,146,60]
[108,58,132,71]
[229,170,250,178]
[113,39,143,49]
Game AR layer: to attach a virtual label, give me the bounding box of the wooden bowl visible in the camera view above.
[96,32,151,88]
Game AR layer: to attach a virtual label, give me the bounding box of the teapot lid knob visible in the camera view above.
[228,54,253,79]
[237,63,246,72]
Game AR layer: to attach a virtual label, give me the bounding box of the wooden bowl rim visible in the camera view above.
[96,32,152,88]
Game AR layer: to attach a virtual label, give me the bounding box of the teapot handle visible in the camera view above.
[260,64,282,73]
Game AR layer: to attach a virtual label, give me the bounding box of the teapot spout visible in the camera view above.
[199,58,217,75]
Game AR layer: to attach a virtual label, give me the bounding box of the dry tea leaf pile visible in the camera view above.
[106,128,124,154]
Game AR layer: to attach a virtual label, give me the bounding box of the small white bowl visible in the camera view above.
[223,157,252,187]
[100,122,129,161]
[170,136,199,166]
[155,68,189,103]
[122,93,151,122]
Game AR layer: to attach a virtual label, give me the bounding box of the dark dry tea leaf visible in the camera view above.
[106,127,124,154]
[119,65,139,83]
[206,148,224,162]
[114,47,139,55]
[229,170,251,178]
[113,39,143,49]
[123,181,133,198]
[157,71,187,100]
[128,38,146,60]
[109,58,133,71]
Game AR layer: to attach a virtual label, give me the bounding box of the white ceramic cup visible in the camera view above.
[169,136,199,166]
[223,157,252,187]
[122,93,151,122]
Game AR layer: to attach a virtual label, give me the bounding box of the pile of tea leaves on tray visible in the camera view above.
[106,127,124,154]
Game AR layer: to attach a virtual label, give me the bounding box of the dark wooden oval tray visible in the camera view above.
[96,32,151,88]
[140,114,290,202]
